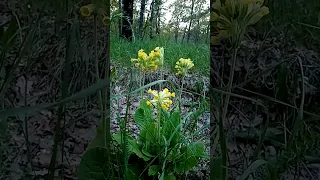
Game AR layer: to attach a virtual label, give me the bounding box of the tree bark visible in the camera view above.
[139,0,146,39]
[149,0,155,39]
[181,25,187,43]
[155,0,161,35]
[175,29,178,43]
[122,0,134,41]
[187,0,195,43]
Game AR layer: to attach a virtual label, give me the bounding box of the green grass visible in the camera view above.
[110,35,210,76]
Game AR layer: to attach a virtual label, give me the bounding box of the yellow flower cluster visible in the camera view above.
[146,88,175,111]
[80,4,95,17]
[80,3,109,26]
[210,0,269,45]
[175,58,195,77]
[131,47,163,72]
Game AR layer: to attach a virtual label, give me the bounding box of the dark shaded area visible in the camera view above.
[121,0,134,41]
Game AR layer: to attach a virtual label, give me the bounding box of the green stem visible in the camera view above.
[220,47,238,180]
[179,77,185,112]
[123,70,134,180]
[158,104,161,144]
[287,57,305,150]
[93,14,103,110]
[160,66,163,90]
[140,71,145,98]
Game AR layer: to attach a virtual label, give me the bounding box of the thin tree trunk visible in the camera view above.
[121,0,134,41]
[142,10,150,39]
[195,19,200,43]
[187,0,195,43]
[175,29,178,43]
[149,0,155,39]
[206,22,210,43]
[155,0,161,35]
[139,0,146,39]
[181,25,187,43]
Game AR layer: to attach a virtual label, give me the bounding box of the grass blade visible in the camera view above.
[0,78,110,120]
[238,159,267,180]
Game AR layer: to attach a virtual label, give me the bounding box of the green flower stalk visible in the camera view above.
[210,0,269,179]
[158,47,164,90]
[146,88,175,143]
[175,58,195,109]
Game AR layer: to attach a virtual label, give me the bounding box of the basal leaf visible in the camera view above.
[162,111,181,147]
[134,108,146,127]
[148,165,159,176]
[128,139,150,161]
[173,142,205,173]
[142,144,154,158]
[165,172,176,180]
[112,133,150,161]
[238,159,267,180]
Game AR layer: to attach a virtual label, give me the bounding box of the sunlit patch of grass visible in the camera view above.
[110,35,210,76]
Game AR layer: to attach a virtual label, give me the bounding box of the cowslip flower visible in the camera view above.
[211,36,219,45]
[131,47,163,72]
[260,6,269,16]
[218,30,228,39]
[80,4,96,17]
[211,12,219,21]
[138,49,148,60]
[102,16,110,26]
[175,58,194,77]
[146,88,175,111]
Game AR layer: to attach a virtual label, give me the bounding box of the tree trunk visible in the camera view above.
[139,0,146,39]
[187,0,195,43]
[142,10,150,39]
[175,29,178,43]
[181,25,187,43]
[149,0,155,39]
[122,0,134,41]
[206,22,210,44]
[195,19,200,43]
[155,0,161,35]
